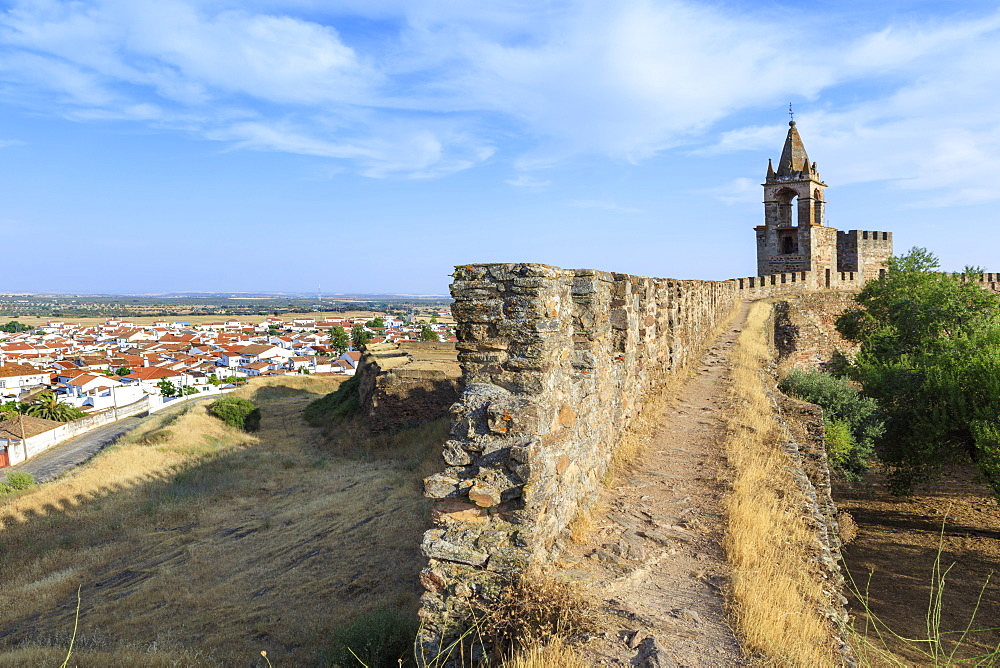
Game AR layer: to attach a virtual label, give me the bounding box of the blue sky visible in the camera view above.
[2,0,1000,295]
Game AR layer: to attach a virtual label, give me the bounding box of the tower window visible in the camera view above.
[781,234,798,254]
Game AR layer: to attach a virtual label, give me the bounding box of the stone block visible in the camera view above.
[421,530,489,566]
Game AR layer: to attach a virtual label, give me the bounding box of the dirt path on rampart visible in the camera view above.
[562,303,749,666]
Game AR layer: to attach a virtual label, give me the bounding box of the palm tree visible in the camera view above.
[24,392,84,422]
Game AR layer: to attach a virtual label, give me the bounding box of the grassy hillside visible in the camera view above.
[0,375,446,666]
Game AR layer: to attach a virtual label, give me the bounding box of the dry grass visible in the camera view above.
[503,636,589,668]
[479,575,596,653]
[0,374,446,665]
[720,300,838,666]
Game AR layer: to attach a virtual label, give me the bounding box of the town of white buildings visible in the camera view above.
[0,313,455,466]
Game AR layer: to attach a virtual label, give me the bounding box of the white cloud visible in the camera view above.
[505,173,552,189]
[700,177,759,206]
[1,0,1000,196]
[697,9,1000,205]
[207,117,494,178]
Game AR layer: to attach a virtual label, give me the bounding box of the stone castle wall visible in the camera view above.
[945,271,1000,293]
[774,293,860,372]
[356,341,461,431]
[417,262,865,651]
[837,230,893,281]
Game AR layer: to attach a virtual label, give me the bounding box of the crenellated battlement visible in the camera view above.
[836,230,893,281]
[943,272,1000,293]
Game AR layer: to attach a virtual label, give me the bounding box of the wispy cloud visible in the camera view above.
[1,0,1000,199]
[505,173,552,189]
[700,177,760,206]
[698,10,1000,205]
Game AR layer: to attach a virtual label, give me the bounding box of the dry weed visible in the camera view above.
[503,636,589,668]
[0,646,217,667]
[476,575,596,659]
[566,497,606,544]
[721,300,838,666]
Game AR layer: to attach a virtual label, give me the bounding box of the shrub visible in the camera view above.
[139,429,173,445]
[779,368,884,479]
[206,397,261,433]
[5,471,36,490]
[303,375,360,427]
[323,607,418,668]
[824,418,857,471]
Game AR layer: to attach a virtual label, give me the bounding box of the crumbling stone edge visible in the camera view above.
[415,262,855,662]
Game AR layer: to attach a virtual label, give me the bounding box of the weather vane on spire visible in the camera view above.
[788,102,794,123]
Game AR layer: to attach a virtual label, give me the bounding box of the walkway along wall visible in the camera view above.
[417,263,864,653]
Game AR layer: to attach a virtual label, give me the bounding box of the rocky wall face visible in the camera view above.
[417,262,865,658]
[357,342,461,431]
[418,263,742,652]
[774,293,860,372]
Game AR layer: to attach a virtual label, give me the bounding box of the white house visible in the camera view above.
[337,351,362,371]
[121,367,188,395]
[0,362,49,399]
[234,344,294,366]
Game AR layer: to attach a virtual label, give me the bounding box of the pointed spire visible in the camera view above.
[775,120,810,178]
[766,158,775,179]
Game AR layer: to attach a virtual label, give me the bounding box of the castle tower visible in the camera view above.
[755,121,838,276]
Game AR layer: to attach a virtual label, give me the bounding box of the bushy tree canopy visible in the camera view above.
[351,324,371,349]
[419,323,438,341]
[330,326,350,354]
[836,248,1000,496]
[779,368,883,479]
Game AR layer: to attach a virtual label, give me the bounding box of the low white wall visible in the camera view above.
[2,387,234,468]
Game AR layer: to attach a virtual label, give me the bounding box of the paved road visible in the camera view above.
[5,396,214,483]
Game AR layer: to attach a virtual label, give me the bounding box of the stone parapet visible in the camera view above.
[417,263,862,658]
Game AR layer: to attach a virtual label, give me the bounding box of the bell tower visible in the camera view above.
[755,120,837,276]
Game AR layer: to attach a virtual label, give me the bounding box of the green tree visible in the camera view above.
[836,248,1000,496]
[156,379,178,397]
[351,324,371,350]
[330,326,350,354]
[23,392,85,422]
[0,321,30,333]
[365,317,385,328]
[419,323,439,342]
[0,401,28,417]
[208,374,221,386]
